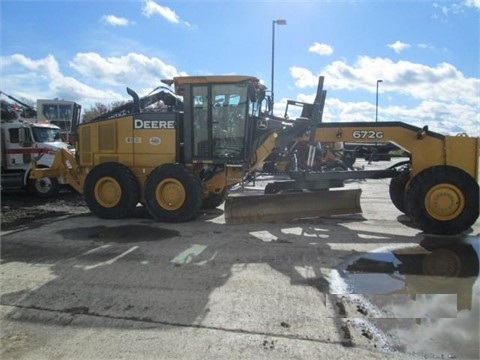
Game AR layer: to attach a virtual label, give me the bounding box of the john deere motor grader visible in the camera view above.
[30,75,479,235]
[30,75,285,222]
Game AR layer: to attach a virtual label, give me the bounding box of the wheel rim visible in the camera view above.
[35,177,53,194]
[424,183,465,221]
[156,178,185,211]
[94,176,121,208]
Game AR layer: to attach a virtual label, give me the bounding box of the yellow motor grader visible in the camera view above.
[30,75,479,235]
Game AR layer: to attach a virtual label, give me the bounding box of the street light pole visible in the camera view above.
[271,19,287,108]
[375,79,383,122]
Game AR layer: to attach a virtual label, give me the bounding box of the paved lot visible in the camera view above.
[1,159,479,359]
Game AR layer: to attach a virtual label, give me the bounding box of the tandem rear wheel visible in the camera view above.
[144,163,202,222]
[404,165,479,235]
[84,162,140,219]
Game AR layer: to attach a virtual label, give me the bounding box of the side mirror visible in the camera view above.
[247,83,257,102]
[258,89,266,103]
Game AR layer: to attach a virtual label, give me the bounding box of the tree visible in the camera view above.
[82,101,127,122]
[82,103,108,122]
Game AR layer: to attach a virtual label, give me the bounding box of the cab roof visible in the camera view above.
[173,75,265,95]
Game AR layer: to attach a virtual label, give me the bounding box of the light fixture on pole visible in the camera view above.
[375,79,383,122]
[271,19,287,108]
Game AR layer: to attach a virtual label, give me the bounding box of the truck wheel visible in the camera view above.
[28,176,60,199]
[404,165,479,235]
[202,188,227,209]
[144,164,202,222]
[84,162,140,219]
[389,169,410,214]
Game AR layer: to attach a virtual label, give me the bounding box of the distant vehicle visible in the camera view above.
[1,119,75,198]
[36,99,82,144]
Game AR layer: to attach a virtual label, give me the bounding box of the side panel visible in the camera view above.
[312,122,447,177]
[132,112,177,168]
[445,135,480,181]
[79,117,134,166]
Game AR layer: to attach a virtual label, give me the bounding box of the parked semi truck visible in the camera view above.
[1,120,74,198]
[30,75,479,235]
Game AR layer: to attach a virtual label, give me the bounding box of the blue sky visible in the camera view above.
[1,0,479,135]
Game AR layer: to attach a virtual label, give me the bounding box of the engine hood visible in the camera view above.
[41,141,75,154]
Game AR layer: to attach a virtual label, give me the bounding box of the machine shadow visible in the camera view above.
[1,211,475,358]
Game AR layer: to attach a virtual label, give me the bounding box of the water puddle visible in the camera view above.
[58,225,180,243]
[337,234,479,359]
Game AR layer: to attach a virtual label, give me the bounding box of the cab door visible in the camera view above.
[4,126,34,170]
[186,82,249,164]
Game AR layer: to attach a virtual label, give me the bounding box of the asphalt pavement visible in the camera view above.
[1,159,479,359]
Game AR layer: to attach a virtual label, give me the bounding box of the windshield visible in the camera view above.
[212,84,249,159]
[32,127,62,142]
[42,104,73,121]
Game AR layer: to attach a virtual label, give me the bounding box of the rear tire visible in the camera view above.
[144,164,202,222]
[404,165,479,235]
[84,162,140,219]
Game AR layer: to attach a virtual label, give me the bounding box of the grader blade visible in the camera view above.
[224,189,362,224]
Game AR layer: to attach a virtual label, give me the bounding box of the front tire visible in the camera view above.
[202,188,227,209]
[389,169,410,214]
[28,176,60,199]
[144,164,202,222]
[404,165,479,235]
[84,162,140,219]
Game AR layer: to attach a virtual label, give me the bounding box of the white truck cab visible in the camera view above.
[1,121,74,198]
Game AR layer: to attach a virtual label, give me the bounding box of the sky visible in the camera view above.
[1,0,479,135]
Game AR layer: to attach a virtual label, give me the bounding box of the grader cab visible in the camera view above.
[30,75,480,235]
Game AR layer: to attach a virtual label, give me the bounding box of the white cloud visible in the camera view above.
[2,54,118,103]
[1,52,188,107]
[1,53,61,78]
[49,76,121,102]
[289,57,480,135]
[308,42,334,56]
[432,1,476,20]
[141,0,191,27]
[69,52,186,87]
[101,15,133,27]
[464,0,480,9]
[1,54,127,104]
[417,43,435,50]
[290,67,319,88]
[291,57,480,105]
[2,51,478,136]
[388,40,411,54]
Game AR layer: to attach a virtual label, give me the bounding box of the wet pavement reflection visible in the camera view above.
[339,234,479,359]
